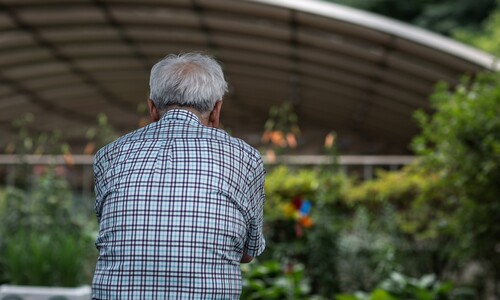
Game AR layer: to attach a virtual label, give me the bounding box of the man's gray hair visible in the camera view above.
[149,52,228,114]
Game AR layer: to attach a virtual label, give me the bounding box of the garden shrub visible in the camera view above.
[339,70,500,298]
[0,113,100,286]
[262,165,352,298]
[0,167,96,286]
[335,206,400,292]
[344,164,459,275]
[261,164,459,296]
[241,260,324,300]
[3,229,93,287]
[412,71,500,297]
[335,272,474,300]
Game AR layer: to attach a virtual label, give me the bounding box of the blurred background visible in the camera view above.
[0,0,499,299]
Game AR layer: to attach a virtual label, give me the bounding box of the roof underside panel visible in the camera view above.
[0,0,497,154]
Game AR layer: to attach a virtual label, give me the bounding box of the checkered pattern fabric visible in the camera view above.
[92,110,266,300]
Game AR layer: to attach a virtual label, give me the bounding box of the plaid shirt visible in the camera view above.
[92,109,266,299]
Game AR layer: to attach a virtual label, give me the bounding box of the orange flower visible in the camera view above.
[324,132,336,149]
[63,152,74,166]
[286,133,297,148]
[261,130,271,143]
[270,131,287,147]
[83,142,96,155]
[266,149,276,164]
[299,216,313,228]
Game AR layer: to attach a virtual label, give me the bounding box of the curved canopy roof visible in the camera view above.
[0,0,497,154]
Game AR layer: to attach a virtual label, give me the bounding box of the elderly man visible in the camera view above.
[92,52,266,299]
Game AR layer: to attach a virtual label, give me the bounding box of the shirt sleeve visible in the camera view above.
[243,156,266,257]
[93,148,108,224]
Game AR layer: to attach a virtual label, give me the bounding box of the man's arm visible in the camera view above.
[240,154,266,264]
[240,253,254,264]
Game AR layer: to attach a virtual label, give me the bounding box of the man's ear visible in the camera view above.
[148,99,161,122]
[208,101,223,128]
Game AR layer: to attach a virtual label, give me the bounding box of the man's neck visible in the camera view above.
[163,105,210,126]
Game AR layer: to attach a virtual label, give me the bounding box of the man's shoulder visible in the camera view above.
[94,125,151,164]
[218,132,262,165]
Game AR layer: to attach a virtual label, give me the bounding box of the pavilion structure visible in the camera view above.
[0,0,498,155]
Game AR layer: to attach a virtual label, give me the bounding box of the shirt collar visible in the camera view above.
[162,109,202,125]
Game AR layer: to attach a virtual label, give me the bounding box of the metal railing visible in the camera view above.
[0,154,415,190]
[0,154,415,167]
[262,154,415,180]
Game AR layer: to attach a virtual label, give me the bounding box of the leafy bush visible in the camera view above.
[261,165,461,296]
[345,164,455,241]
[262,166,353,297]
[339,71,500,298]
[3,229,94,287]
[241,260,323,299]
[264,166,321,221]
[454,4,500,56]
[336,272,475,300]
[1,170,78,233]
[0,168,96,286]
[0,113,99,286]
[334,206,400,292]
[337,164,463,290]
[412,71,500,297]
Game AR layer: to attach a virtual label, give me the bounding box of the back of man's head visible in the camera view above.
[149,52,228,115]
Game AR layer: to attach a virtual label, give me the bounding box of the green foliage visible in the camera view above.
[336,272,472,300]
[343,167,455,282]
[328,0,497,36]
[262,164,464,296]
[305,201,341,296]
[5,113,69,156]
[264,166,320,221]
[335,206,401,292]
[0,113,117,287]
[411,72,500,279]
[336,289,396,300]
[345,165,455,242]
[263,101,300,135]
[241,260,322,299]
[262,166,350,297]
[454,3,500,56]
[377,272,453,300]
[1,168,80,235]
[337,72,500,298]
[0,168,96,286]
[264,165,351,220]
[412,0,496,36]
[261,101,301,150]
[3,229,94,287]
[85,113,119,154]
